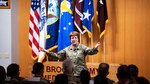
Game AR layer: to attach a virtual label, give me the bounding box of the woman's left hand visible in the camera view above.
[94,42,100,49]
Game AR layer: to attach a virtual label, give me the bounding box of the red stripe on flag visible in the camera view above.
[33,22,40,36]
[33,36,39,49]
[34,11,40,22]
[29,40,32,47]
[32,50,37,58]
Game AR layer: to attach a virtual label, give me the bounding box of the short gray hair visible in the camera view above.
[62,58,74,75]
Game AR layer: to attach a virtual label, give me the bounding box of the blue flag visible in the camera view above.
[45,0,59,51]
[82,0,94,38]
[58,0,74,51]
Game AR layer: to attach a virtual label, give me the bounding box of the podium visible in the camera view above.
[43,62,119,81]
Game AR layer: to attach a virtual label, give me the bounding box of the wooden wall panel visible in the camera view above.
[18,0,34,78]
[18,0,150,80]
[106,0,125,64]
[125,0,150,79]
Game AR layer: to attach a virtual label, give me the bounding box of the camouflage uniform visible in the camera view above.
[46,44,98,76]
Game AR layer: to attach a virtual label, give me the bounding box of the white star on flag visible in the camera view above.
[100,0,104,5]
[83,10,91,21]
[79,0,83,3]
[68,22,71,25]
[63,27,66,30]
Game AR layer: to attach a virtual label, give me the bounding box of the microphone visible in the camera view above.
[74,48,79,51]
[74,49,76,51]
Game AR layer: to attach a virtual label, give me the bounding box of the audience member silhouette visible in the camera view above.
[32,62,44,77]
[6,63,24,82]
[80,70,91,84]
[127,64,138,78]
[115,65,129,84]
[31,62,51,84]
[127,64,139,84]
[62,58,76,84]
[54,74,68,84]
[0,65,6,84]
[94,63,114,84]
[137,76,150,84]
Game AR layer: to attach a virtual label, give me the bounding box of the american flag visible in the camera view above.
[29,0,41,60]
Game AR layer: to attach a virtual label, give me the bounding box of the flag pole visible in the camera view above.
[103,36,106,62]
[99,34,106,63]
[91,31,94,64]
[91,16,94,64]
[80,33,82,44]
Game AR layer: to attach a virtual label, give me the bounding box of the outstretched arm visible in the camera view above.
[85,42,100,55]
[39,47,66,60]
[39,47,60,59]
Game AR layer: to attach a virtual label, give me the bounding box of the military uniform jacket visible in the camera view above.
[46,44,98,76]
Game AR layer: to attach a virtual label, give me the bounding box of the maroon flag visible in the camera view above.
[74,0,85,34]
[97,0,108,38]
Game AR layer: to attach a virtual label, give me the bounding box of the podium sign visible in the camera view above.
[43,62,119,81]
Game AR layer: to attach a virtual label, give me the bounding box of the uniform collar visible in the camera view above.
[70,44,80,51]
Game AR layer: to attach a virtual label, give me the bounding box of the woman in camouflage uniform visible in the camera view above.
[42,31,100,78]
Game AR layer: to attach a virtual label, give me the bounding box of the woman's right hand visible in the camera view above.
[39,47,47,52]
